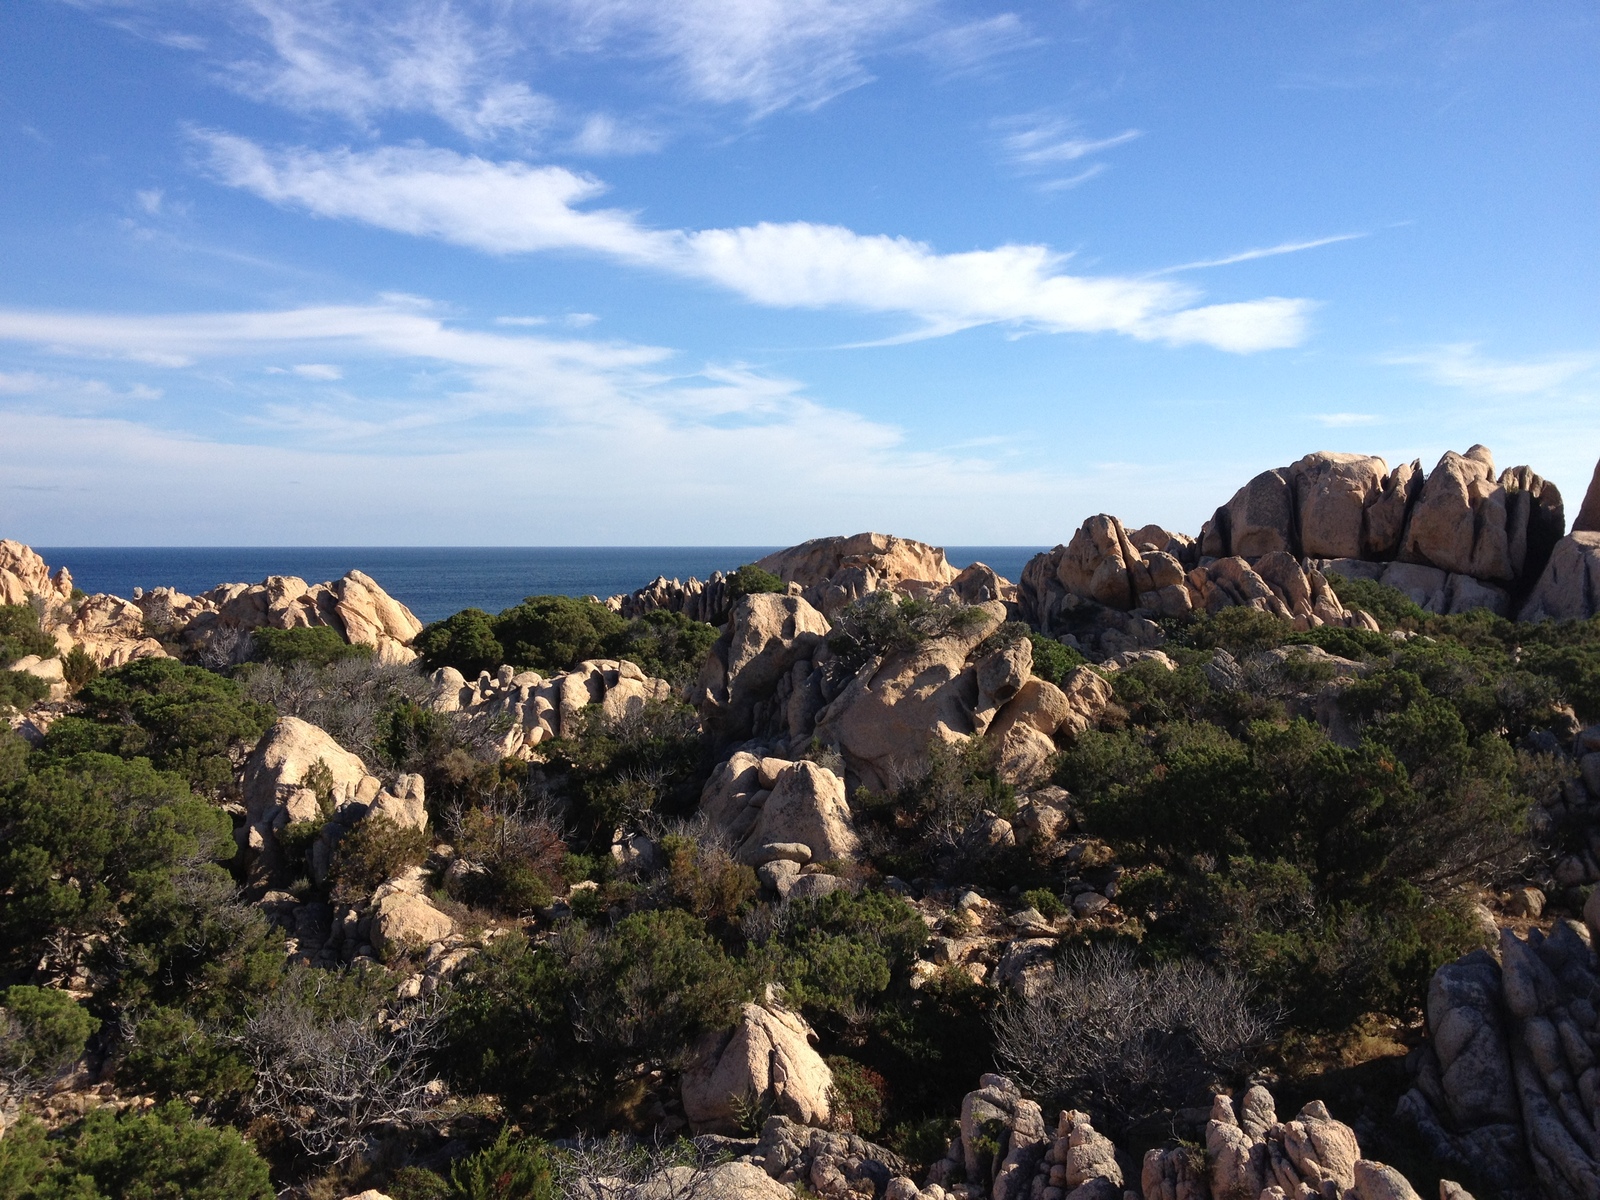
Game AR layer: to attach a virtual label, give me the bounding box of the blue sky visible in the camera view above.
[0,0,1594,546]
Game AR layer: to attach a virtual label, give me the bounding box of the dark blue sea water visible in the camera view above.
[35,547,1046,625]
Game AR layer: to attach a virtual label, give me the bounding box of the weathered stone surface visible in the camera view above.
[973,637,1033,736]
[0,540,73,607]
[367,774,427,832]
[734,761,859,865]
[1289,451,1390,559]
[1574,457,1600,535]
[1500,465,1566,585]
[1352,1160,1424,1200]
[756,533,957,618]
[1057,666,1114,736]
[1399,447,1514,581]
[243,717,373,835]
[1202,467,1295,559]
[1521,532,1600,623]
[681,1003,832,1134]
[1365,459,1426,559]
[370,891,453,957]
[812,602,1005,792]
[1057,515,1142,610]
[698,594,830,743]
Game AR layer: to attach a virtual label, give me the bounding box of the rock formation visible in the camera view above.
[0,540,74,608]
[700,754,861,866]
[1401,914,1600,1200]
[426,657,673,758]
[755,533,961,619]
[681,1000,834,1135]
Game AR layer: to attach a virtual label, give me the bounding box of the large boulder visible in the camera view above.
[1399,447,1514,581]
[1201,467,1295,559]
[1056,515,1143,610]
[0,540,73,607]
[1501,466,1565,586]
[1574,458,1600,535]
[193,570,423,664]
[1364,459,1427,559]
[681,1002,833,1134]
[729,760,860,866]
[370,890,453,957]
[812,602,1005,792]
[698,594,830,743]
[1288,452,1390,559]
[243,717,379,842]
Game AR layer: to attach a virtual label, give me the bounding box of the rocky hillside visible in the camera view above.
[3,442,1600,1199]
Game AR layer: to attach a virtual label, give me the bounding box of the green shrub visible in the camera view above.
[0,604,56,666]
[1028,633,1086,687]
[250,625,372,668]
[725,564,785,604]
[887,737,1015,849]
[546,700,708,844]
[493,596,625,675]
[775,890,927,1019]
[1019,888,1065,919]
[415,608,503,677]
[1182,606,1293,654]
[449,801,567,915]
[42,658,275,795]
[62,645,99,689]
[1324,576,1428,631]
[0,753,234,973]
[0,985,99,1088]
[662,834,757,923]
[826,592,990,684]
[0,669,49,715]
[610,610,718,684]
[377,698,458,772]
[448,1127,554,1200]
[389,1166,451,1200]
[119,1007,253,1104]
[826,1055,888,1135]
[44,1101,272,1199]
[330,816,432,903]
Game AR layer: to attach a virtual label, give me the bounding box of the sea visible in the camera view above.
[34,547,1048,625]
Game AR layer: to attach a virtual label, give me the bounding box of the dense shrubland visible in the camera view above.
[2,571,1598,1197]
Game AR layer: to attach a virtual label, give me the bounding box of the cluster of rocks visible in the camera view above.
[697,592,1111,791]
[607,569,737,625]
[700,753,860,887]
[1400,907,1600,1200]
[683,999,837,1134]
[0,541,424,672]
[424,657,674,758]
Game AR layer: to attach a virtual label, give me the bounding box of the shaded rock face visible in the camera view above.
[681,1002,833,1135]
[1521,532,1600,623]
[1401,920,1600,1200]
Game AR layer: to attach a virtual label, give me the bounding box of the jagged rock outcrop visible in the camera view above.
[757,1115,913,1198]
[698,593,832,746]
[426,658,673,758]
[681,1001,833,1135]
[756,533,961,619]
[0,540,74,607]
[1024,514,1365,651]
[700,755,861,866]
[1400,917,1600,1200]
[241,716,426,883]
[606,570,734,624]
[182,569,423,664]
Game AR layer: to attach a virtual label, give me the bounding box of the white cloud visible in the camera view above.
[0,299,1135,543]
[135,188,165,215]
[1000,121,1142,169]
[1151,233,1368,275]
[222,0,555,138]
[198,136,1313,352]
[291,362,342,379]
[914,13,1038,74]
[568,113,664,156]
[553,0,931,115]
[1386,343,1596,394]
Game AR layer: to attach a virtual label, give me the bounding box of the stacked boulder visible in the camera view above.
[0,539,74,608]
[425,657,673,758]
[1400,913,1600,1200]
[700,753,861,883]
[696,594,1112,790]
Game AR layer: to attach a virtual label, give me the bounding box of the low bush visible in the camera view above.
[250,625,373,668]
[0,603,56,666]
[330,816,432,904]
[491,596,625,675]
[826,1055,889,1136]
[42,657,275,795]
[0,669,49,715]
[725,563,785,603]
[608,609,718,685]
[61,644,99,689]
[1028,632,1087,687]
[1324,576,1428,631]
[447,797,567,916]
[414,608,502,678]
[0,1102,273,1200]
[826,592,991,685]
[992,942,1273,1128]
[447,1127,554,1200]
[0,985,99,1093]
[238,656,433,769]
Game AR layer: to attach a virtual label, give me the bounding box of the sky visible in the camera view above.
[0,0,1594,546]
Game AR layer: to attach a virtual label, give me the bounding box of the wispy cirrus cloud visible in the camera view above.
[1150,233,1368,275]
[196,134,1312,353]
[1385,342,1596,394]
[1000,121,1142,169]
